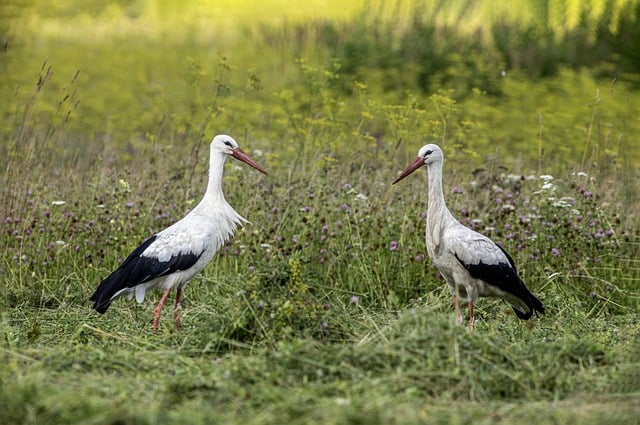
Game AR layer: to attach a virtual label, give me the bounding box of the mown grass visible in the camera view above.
[2,0,640,424]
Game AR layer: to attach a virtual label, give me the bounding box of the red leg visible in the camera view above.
[153,287,172,333]
[468,301,475,330]
[173,287,182,330]
[453,294,463,325]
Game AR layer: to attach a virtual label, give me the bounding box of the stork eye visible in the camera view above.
[223,140,233,147]
[425,150,433,156]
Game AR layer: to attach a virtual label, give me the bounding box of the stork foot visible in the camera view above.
[173,306,182,330]
[153,287,173,333]
[453,294,463,326]
[173,287,182,330]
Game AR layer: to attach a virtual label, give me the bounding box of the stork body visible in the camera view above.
[90,135,266,332]
[393,144,544,329]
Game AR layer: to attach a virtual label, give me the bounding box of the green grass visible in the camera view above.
[2,0,640,423]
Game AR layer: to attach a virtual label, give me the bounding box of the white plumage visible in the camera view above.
[393,144,544,329]
[91,134,266,332]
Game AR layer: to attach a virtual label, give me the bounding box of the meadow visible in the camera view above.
[1,0,639,423]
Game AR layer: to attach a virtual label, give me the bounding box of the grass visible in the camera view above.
[2,0,640,423]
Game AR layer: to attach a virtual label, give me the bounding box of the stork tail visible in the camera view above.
[90,269,127,313]
[512,292,545,320]
[90,235,158,313]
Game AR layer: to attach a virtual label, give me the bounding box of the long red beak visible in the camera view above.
[231,147,267,175]
[392,156,425,184]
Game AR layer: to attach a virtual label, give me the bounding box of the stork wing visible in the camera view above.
[90,234,204,313]
[449,232,535,312]
[448,229,512,269]
[129,236,204,285]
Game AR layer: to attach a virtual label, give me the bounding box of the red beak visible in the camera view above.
[231,148,267,175]
[392,156,425,184]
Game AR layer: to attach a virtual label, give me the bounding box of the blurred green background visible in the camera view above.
[2,0,640,170]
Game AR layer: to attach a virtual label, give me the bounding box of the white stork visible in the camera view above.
[90,135,267,332]
[393,144,544,329]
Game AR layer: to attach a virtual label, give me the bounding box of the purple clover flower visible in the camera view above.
[390,241,398,251]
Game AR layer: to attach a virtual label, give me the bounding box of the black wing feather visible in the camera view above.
[454,246,544,320]
[90,235,203,313]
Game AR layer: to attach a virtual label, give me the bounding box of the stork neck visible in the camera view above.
[427,161,454,221]
[203,151,227,203]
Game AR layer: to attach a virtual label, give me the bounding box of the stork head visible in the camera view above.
[211,134,267,175]
[392,143,442,184]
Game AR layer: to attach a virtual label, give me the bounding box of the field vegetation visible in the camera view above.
[1,0,639,423]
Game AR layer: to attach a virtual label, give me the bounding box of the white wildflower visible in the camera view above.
[541,182,555,190]
[504,174,521,184]
[552,197,576,209]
